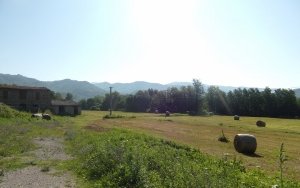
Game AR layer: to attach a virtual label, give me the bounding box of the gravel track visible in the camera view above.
[33,137,72,161]
[0,137,75,188]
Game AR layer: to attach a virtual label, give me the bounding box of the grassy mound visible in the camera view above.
[68,129,300,187]
[0,103,27,118]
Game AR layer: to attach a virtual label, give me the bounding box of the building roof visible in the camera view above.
[0,84,50,90]
[51,100,79,106]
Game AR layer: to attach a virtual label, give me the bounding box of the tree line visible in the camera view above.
[79,80,300,118]
[50,91,74,101]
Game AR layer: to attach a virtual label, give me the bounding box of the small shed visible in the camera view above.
[51,100,81,116]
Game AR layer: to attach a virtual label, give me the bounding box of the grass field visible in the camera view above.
[1,106,300,187]
[82,111,300,181]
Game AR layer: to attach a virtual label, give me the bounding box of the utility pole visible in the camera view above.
[109,86,113,116]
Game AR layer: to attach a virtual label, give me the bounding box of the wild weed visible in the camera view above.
[218,129,229,143]
[279,143,287,188]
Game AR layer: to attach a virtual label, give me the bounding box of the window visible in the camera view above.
[3,90,8,99]
[19,90,27,100]
[32,104,39,113]
[36,92,40,100]
[19,104,27,111]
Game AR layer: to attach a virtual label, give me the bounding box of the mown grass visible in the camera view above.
[86,111,300,181]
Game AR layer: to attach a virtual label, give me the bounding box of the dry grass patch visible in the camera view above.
[87,112,300,181]
[84,124,110,132]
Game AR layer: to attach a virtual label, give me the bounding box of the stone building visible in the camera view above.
[0,85,52,112]
[0,85,81,116]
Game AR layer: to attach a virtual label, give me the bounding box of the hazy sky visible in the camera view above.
[0,0,299,88]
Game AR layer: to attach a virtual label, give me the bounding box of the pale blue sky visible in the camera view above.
[0,0,299,88]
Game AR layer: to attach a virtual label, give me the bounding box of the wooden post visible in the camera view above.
[109,87,113,116]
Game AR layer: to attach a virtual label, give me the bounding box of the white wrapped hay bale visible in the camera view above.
[234,134,257,154]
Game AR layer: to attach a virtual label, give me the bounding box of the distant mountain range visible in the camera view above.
[0,74,106,100]
[1,73,299,100]
[94,81,239,94]
[94,81,191,94]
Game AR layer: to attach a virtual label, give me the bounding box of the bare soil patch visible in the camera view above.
[33,137,72,160]
[0,166,75,188]
[0,137,75,187]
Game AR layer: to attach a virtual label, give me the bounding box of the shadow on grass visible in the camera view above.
[243,153,263,158]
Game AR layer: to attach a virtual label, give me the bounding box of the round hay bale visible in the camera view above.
[165,111,170,117]
[234,115,240,120]
[234,134,257,154]
[256,120,266,127]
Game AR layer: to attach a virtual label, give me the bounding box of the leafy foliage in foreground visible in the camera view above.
[68,129,300,187]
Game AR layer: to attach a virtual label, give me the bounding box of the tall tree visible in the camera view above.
[274,89,298,117]
[192,79,205,114]
[248,88,263,116]
[101,92,123,111]
[65,93,73,101]
[50,91,63,100]
[262,87,276,117]
[297,98,300,116]
[206,86,228,114]
[228,88,244,115]
[79,99,87,109]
